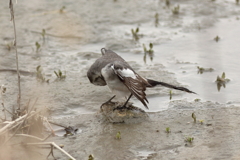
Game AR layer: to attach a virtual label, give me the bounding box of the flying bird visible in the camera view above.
[87,48,195,109]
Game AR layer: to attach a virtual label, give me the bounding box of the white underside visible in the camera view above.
[106,78,131,98]
[101,64,131,99]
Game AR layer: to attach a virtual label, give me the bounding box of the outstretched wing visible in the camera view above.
[111,62,151,109]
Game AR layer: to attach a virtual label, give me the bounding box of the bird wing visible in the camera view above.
[111,63,150,109]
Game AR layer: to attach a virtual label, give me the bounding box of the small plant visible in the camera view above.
[169,90,172,100]
[166,0,170,7]
[172,5,180,15]
[199,120,204,125]
[236,0,239,5]
[88,154,94,160]
[214,36,220,42]
[194,98,201,102]
[155,13,159,27]
[215,72,230,91]
[0,85,6,94]
[59,6,66,13]
[115,131,121,139]
[192,113,196,123]
[54,70,66,80]
[35,41,41,52]
[197,66,214,74]
[5,41,14,51]
[41,29,46,41]
[36,65,49,83]
[131,27,140,41]
[185,136,194,143]
[143,43,154,63]
[165,127,171,133]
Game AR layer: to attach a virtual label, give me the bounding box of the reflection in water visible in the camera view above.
[197,66,214,74]
[143,43,154,63]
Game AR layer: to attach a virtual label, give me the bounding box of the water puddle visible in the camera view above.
[133,148,157,160]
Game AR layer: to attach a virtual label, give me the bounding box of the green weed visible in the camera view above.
[172,5,180,15]
[192,113,196,123]
[216,72,230,91]
[35,41,41,52]
[131,27,140,41]
[54,70,66,80]
[165,127,171,133]
[143,43,154,63]
[115,131,121,139]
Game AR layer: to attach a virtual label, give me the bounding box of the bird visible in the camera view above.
[87,48,196,109]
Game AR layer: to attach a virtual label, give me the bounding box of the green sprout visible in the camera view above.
[155,13,159,27]
[197,66,214,74]
[0,85,6,94]
[115,131,121,139]
[214,36,220,42]
[165,127,171,133]
[36,65,49,83]
[41,29,46,41]
[215,72,230,91]
[185,136,194,143]
[131,27,140,41]
[54,70,66,80]
[166,0,170,7]
[192,113,196,123]
[88,154,94,160]
[35,41,41,52]
[143,43,154,63]
[169,90,172,100]
[172,5,180,15]
[59,6,66,13]
[199,120,204,125]
[194,98,201,102]
[5,41,14,51]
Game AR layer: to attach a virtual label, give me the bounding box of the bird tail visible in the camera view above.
[147,79,196,94]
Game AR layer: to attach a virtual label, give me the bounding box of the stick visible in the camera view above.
[9,0,21,110]
[0,99,41,136]
[48,121,68,128]
[0,114,27,134]
[15,133,52,142]
[26,142,76,160]
[15,134,43,141]
[43,118,56,136]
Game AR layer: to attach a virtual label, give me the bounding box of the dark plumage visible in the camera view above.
[87,48,196,109]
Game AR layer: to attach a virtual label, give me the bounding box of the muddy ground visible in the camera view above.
[1,0,240,159]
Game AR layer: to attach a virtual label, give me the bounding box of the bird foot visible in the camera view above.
[113,105,129,111]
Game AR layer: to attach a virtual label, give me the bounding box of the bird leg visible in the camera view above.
[114,94,133,111]
[100,95,116,109]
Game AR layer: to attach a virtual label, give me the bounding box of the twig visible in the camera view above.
[43,117,55,136]
[2,98,38,146]
[0,114,27,134]
[15,132,52,142]
[30,30,82,39]
[26,142,76,160]
[9,0,21,110]
[15,134,43,141]
[48,121,68,128]
[47,144,56,160]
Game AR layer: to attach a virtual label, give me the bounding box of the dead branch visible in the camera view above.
[0,114,27,134]
[9,0,21,110]
[26,142,76,160]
